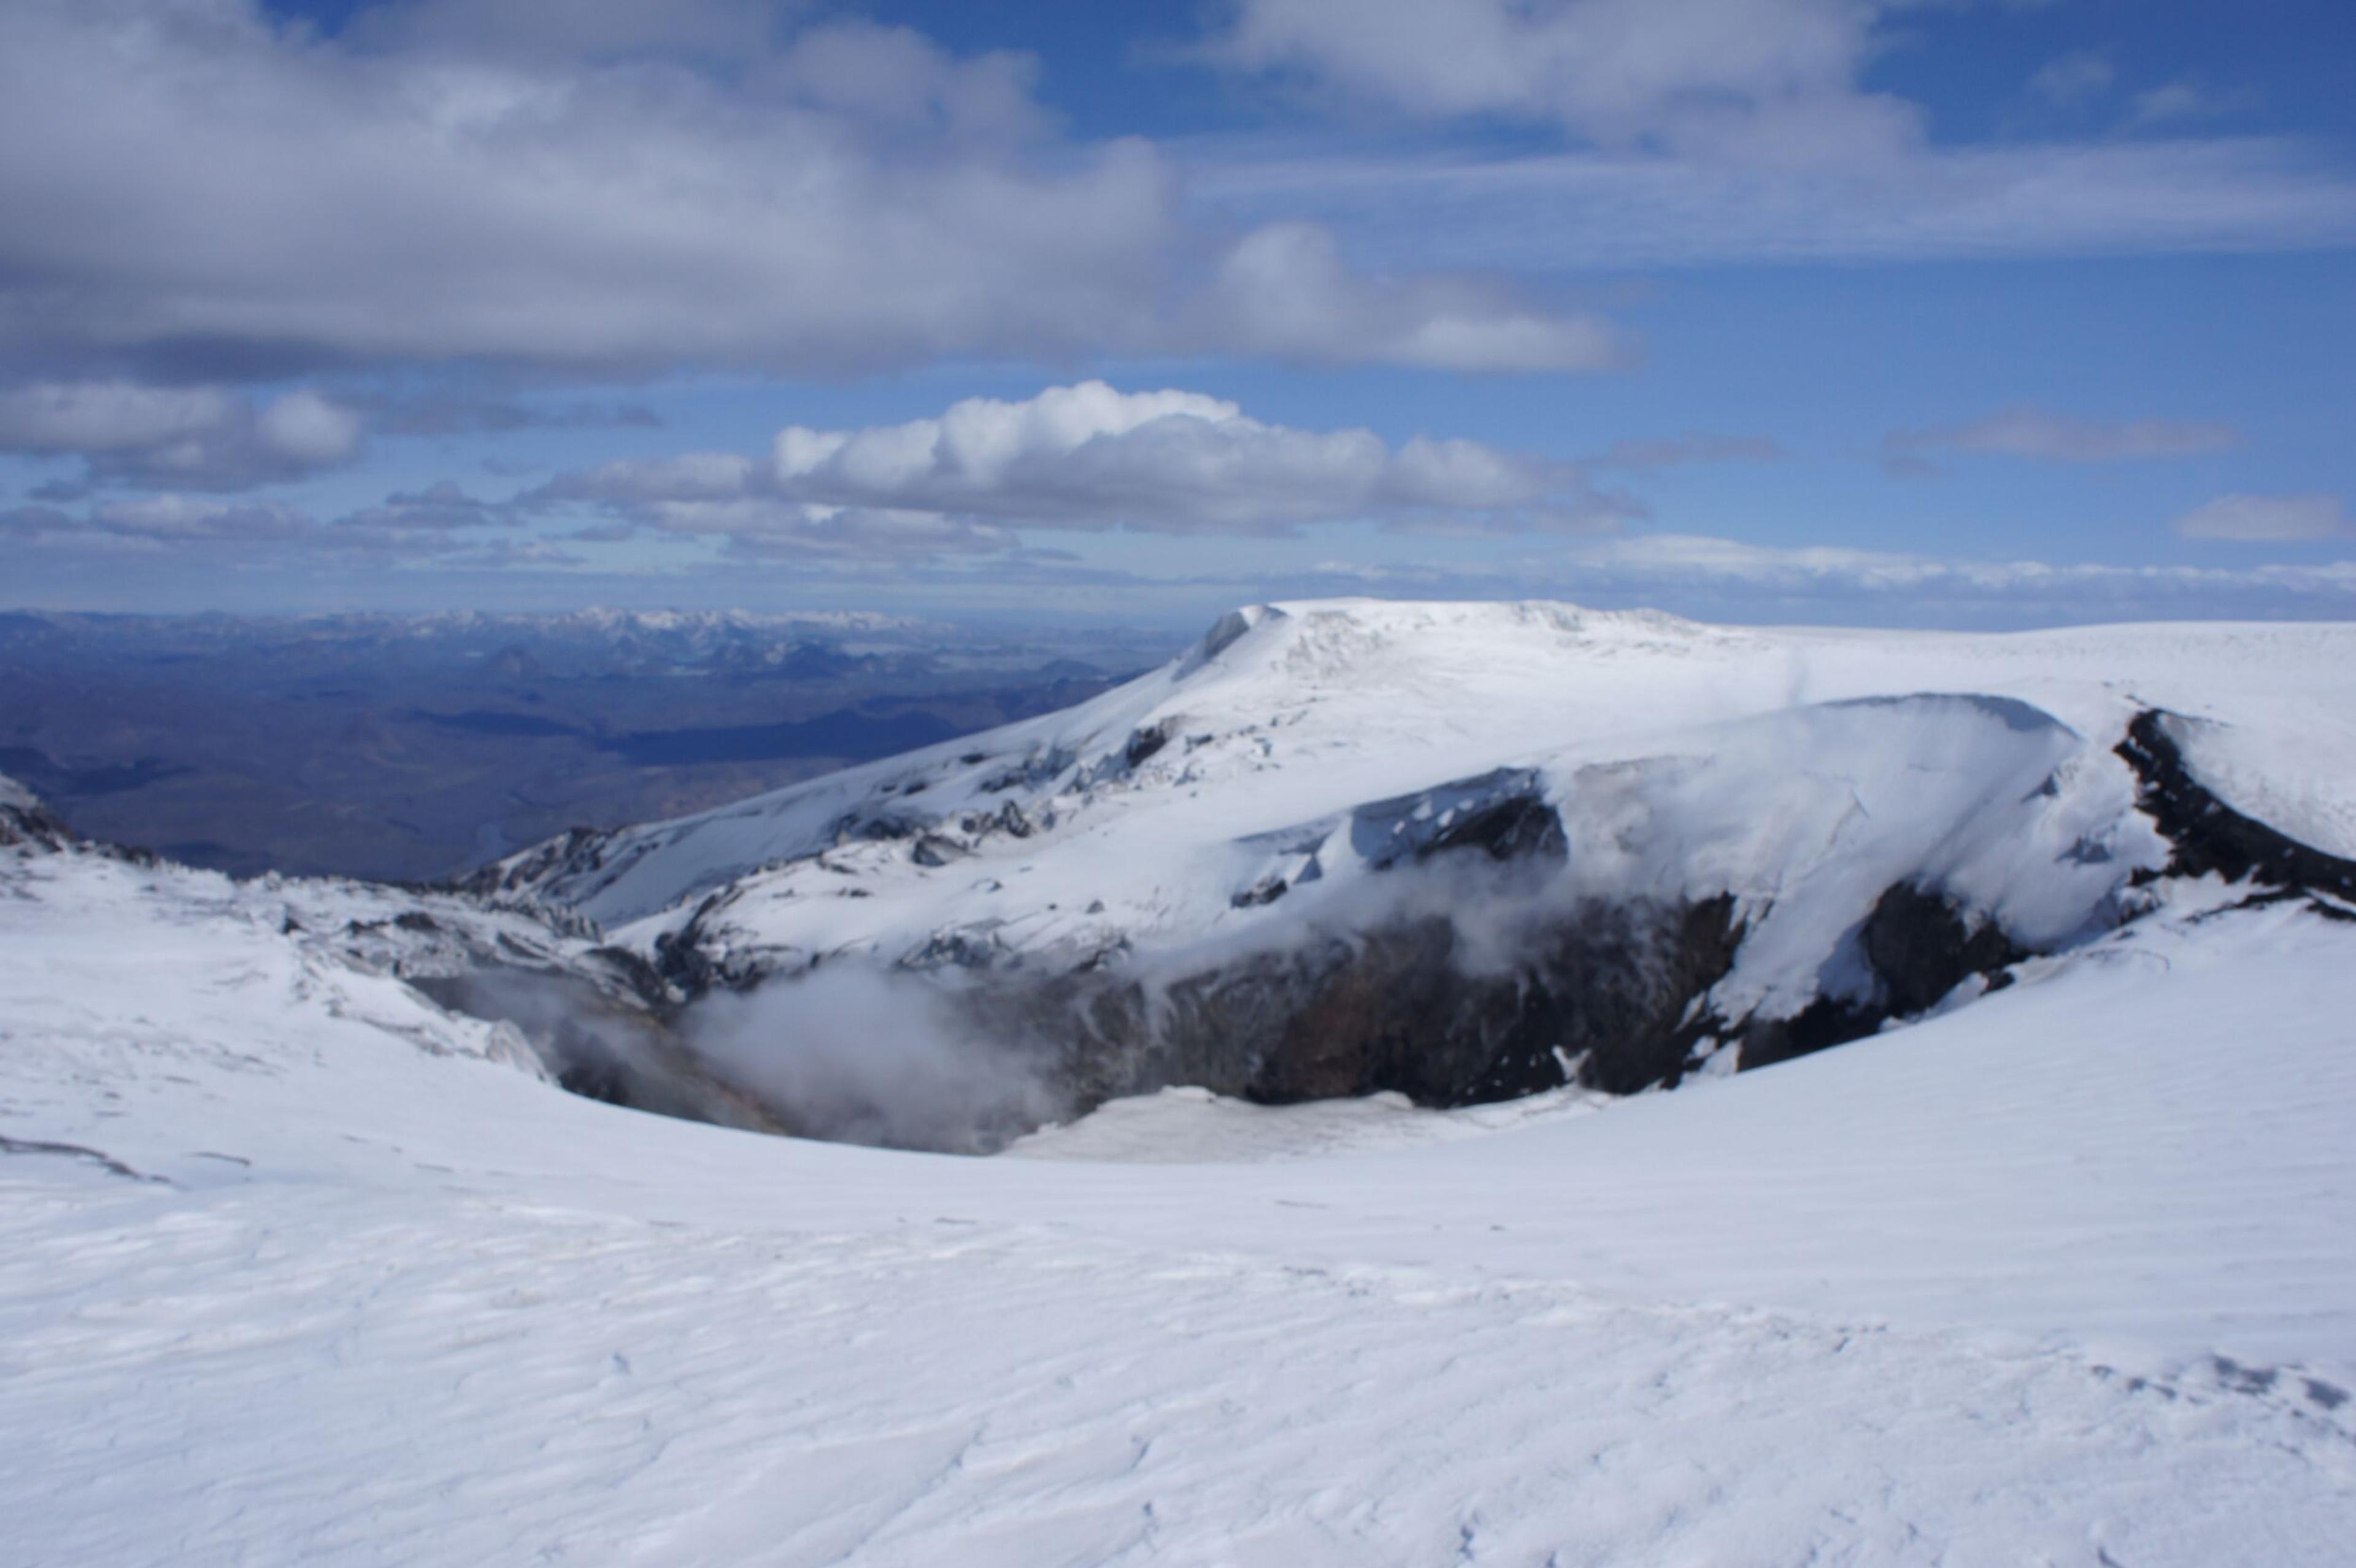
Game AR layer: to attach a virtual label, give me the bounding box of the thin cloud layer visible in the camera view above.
[1883,406,2242,472]
[2175,494,2350,542]
[0,0,1611,379]
[1195,138,2356,272]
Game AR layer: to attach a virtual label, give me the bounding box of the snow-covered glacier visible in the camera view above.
[5,599,2356,1565]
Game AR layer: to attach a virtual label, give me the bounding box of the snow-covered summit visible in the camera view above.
[463,598,1763,928]
[451,598,2356,1131]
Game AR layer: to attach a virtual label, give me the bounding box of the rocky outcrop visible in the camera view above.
[969,832,1746,1113]
[2117,710,2356,901]
[1736,883,2025,1072]
[0,794,77,853]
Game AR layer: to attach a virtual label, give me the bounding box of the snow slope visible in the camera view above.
[7,740,2356,1559]
[485,602,2356,943]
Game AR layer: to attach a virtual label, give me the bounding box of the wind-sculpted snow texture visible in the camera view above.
[5,765,2356,1562]
[471,601,2356,1138]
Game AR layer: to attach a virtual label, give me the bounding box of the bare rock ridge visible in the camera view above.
[0,773,147,861]
[2117,709,2356,904]
[0,791,77,853]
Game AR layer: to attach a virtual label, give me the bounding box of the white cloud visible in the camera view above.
[253,391,366,468]
[0,1,1609,378]
[0,380,368,490]
[769,382,1474,529]
[762,381,1584,531]
[1213,0,1917,163]
[1207,223,1622,372]
[525,382,1610,552]
[1884,407,2242,469]
[2174,494,2350,542]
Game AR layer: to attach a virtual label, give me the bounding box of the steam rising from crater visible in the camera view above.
[682,969,1069,1155]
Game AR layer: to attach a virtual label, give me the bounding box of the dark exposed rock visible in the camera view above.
[1738,883,2025,1072]
[1861,883,2023,1017]
[0,797,78,853]
[1351,768,1563,870]
[455,824,614,901]
[976,887,1746,1112]
[1124,721,1174,769]
[911,834,965,868]
[1230,875,1289,908]
[900,926,1011,970]
[980,746,1074,794]
[1420,794,1567,864]
[2117,709,2356,900]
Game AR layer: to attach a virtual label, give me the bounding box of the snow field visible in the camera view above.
[5,1169,2351,1568]
[4,845,2356,1562]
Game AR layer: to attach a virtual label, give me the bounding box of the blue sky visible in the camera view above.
[2,0,2352,630]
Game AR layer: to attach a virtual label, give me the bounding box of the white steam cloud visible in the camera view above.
[684,968,1066,1154]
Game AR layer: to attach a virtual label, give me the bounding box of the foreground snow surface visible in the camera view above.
[5,847,2356,1564]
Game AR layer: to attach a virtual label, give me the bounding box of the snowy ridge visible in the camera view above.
[469,600,2356,1116]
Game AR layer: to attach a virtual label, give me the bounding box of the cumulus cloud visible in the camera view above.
[1882,407,2241,472]
[0,0,1611,379]
[525,382,1608,552]
[2174,493,2350,542]
[0,380,366,490]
